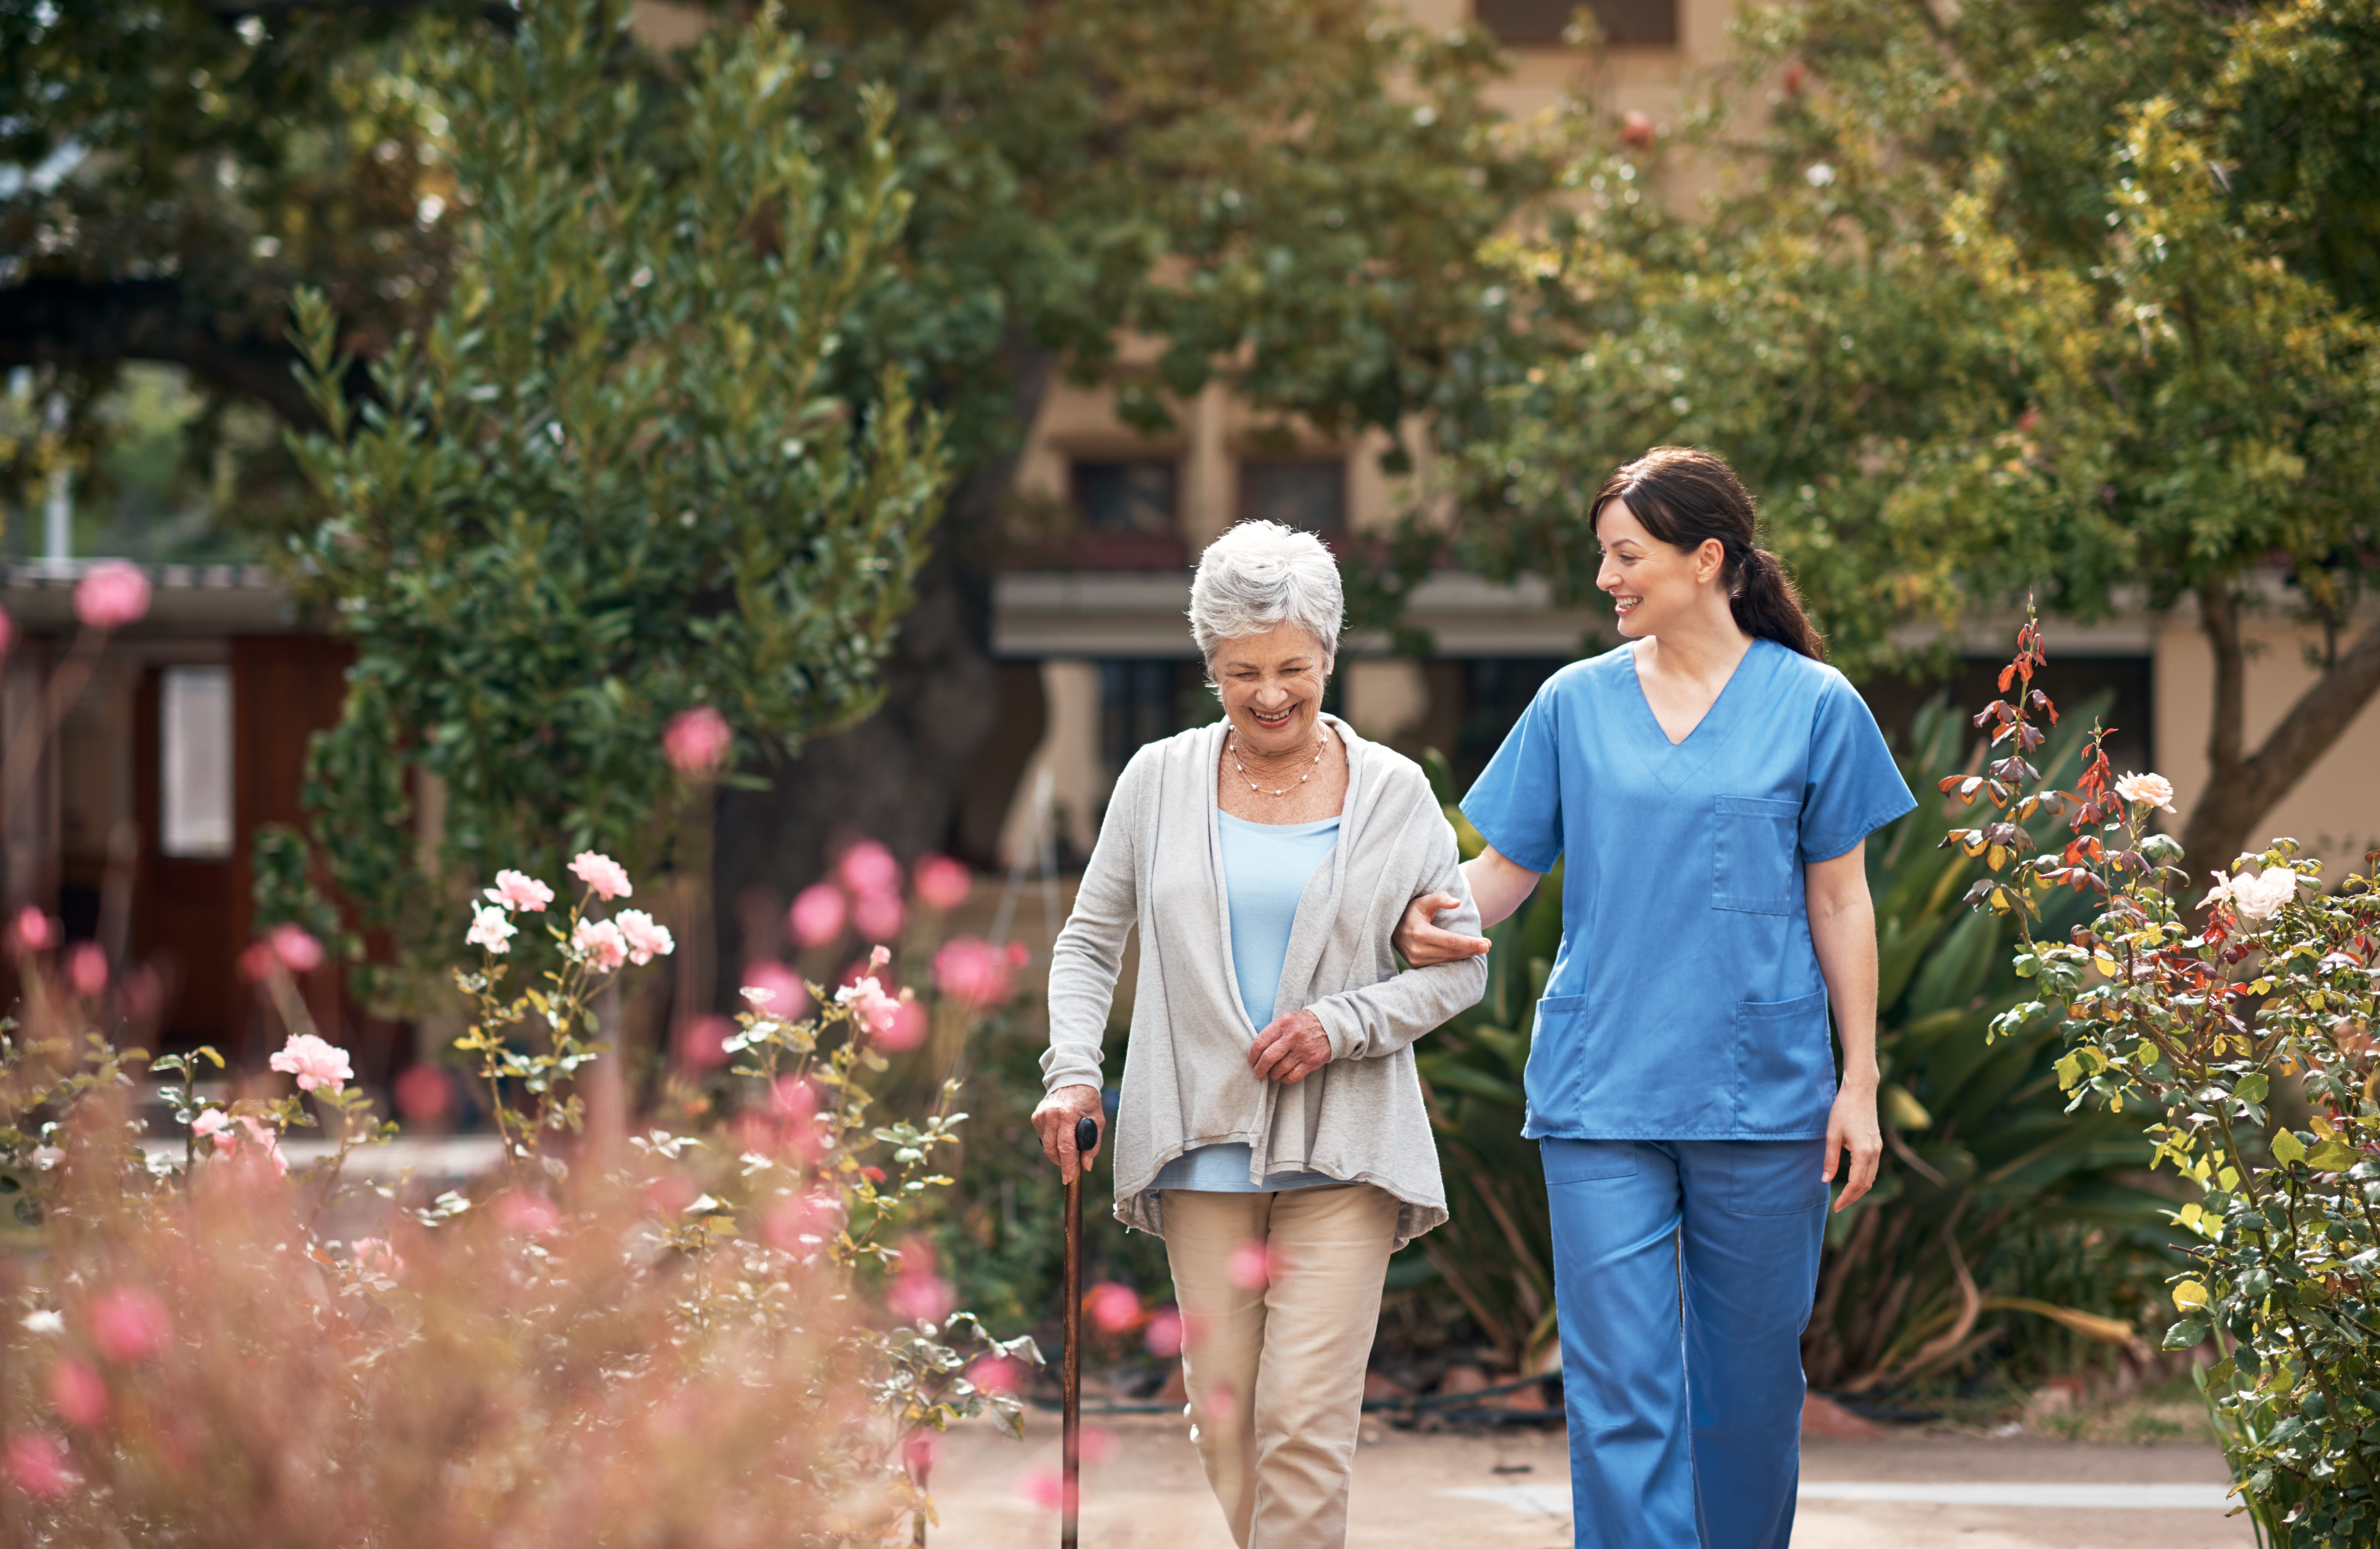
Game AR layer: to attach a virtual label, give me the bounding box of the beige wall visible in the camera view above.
[2154,602,2380,881]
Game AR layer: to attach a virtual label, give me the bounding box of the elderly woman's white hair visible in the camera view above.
[1187,520,1344,669]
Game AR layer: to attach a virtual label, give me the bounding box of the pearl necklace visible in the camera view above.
[1228,728,1326,797]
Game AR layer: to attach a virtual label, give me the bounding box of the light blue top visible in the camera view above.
[1461,639,1915,1141]
[1154,810,1343,1193]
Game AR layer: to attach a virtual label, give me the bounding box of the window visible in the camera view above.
[1239,457,1347,541]
[160,665,233,859]
[1071,459,1179,536]
[1476,0,1677,47]
[1099,660,1198,777]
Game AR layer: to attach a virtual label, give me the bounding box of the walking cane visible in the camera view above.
[1062,1112,1101,1549]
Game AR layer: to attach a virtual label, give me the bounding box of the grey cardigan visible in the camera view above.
[1041,716,1488,1250]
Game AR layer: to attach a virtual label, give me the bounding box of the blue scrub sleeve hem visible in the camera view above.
[1459,800,1562,875]
[1799,794,1919,867]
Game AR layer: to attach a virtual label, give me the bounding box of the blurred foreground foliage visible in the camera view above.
[0,856,1035,1544]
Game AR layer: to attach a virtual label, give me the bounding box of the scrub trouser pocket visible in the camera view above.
[1541,1138,1826,1549]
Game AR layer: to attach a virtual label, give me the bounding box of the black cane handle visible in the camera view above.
[1074,1114,1101,1162]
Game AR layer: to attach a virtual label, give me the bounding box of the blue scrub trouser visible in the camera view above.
[1541,1138,1827,1549]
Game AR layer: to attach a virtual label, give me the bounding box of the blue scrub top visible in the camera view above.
[1460,638,1914,1140]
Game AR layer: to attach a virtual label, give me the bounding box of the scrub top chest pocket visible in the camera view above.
[1711,795,1802,916]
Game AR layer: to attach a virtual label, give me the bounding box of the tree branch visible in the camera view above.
[2181,596,2380,869]
[0,273,318,425]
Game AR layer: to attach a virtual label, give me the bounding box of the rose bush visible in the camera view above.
[1945,610,2380,1542]
[1,848,1036,1544]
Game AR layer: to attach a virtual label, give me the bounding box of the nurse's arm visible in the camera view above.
[1391,846,1540,966]
[1806,844,1883,1213]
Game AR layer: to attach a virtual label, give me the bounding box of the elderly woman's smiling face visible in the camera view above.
[1212,623,1330,757]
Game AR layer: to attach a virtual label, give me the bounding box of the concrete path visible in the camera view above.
[925,1412,2253,1548]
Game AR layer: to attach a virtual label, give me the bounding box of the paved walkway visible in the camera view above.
[925,1412,2252,1549]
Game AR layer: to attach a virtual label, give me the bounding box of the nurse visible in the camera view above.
[1393,446,1914,1548]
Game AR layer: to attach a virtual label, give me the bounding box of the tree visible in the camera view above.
[702,0,1556,974]
[1411,0,2380,871]
[280,0,948,984]
[4,0,1561,986]
[0,0,474,514]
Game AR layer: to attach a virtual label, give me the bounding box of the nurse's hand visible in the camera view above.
[1823,1081,1883,1213]
[1032,1084,1104,1183]
[1393,893,1492,966]
[1249,1010,1332,1084]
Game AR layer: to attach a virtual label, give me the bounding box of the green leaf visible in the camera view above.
[2164,1319,2209,1351]
[2235,1073,2271,1104]
[2272,1129,2308,1165]
[2308,1139,2361,1172]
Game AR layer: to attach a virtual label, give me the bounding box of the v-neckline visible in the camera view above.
[1620,638,1765,793]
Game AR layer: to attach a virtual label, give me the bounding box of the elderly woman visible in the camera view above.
[1033,520,1486,1549]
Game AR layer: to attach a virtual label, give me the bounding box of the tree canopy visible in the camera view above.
[1408,0,2380,868]
[272,2,948,984]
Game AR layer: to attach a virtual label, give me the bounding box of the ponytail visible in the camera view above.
[1731,546,1827,661]
[1588,446,1827,662]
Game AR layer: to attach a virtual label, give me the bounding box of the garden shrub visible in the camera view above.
[1948,611,2380,1542]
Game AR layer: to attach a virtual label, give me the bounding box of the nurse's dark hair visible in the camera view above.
[1589,446,1827,662]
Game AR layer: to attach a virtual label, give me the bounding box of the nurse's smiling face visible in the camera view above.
[1595,498,1727,640]
[1211,623,1330,757]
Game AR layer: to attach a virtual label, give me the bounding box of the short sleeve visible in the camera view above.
[1799,674,1917,864]
[1460,678,1567,873]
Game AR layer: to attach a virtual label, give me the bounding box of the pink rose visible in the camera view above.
[351,1238,402,1278]
[663,706,732,774]
[833,974,903,1039]
[65,942,107,997]
[968,1354,1022,1394]
[496,1192,561,1236]
[913,854,971,911]
[1087,1281,1141,1334]
[886,1272,955,1326]
[484,869,554,913]
[89,1287,171,1363]
[270,1032,353,1094]
[677,1014,732,1070]
[3,1434,74,1498]
[13,907,54,953]
[1226,1241,1272,1291]
[73,560,151,630]
[934,937,1013,1007]
[236,1114,289,1174]
[191,1108,233,1149]
[1142,1308,1185,1359]
[614,909,674,965]
[394,1065,451,1122]
[853,890,906,943]
[741,960,804,1012]
[0,606,13,657]
[568,850,633,900]
[572,918,628,971]
[838,839,901,899]
[48,1359,106,1428]
[879,999,928,1052]
[266,924,322,972]
[788,884,845,948]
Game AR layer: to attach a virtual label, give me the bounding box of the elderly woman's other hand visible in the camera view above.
[1032,1084,1104,1182]
[1248,1009,1332,1083]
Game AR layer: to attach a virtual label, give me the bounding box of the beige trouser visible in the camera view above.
[1161,1184,1399,1549]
